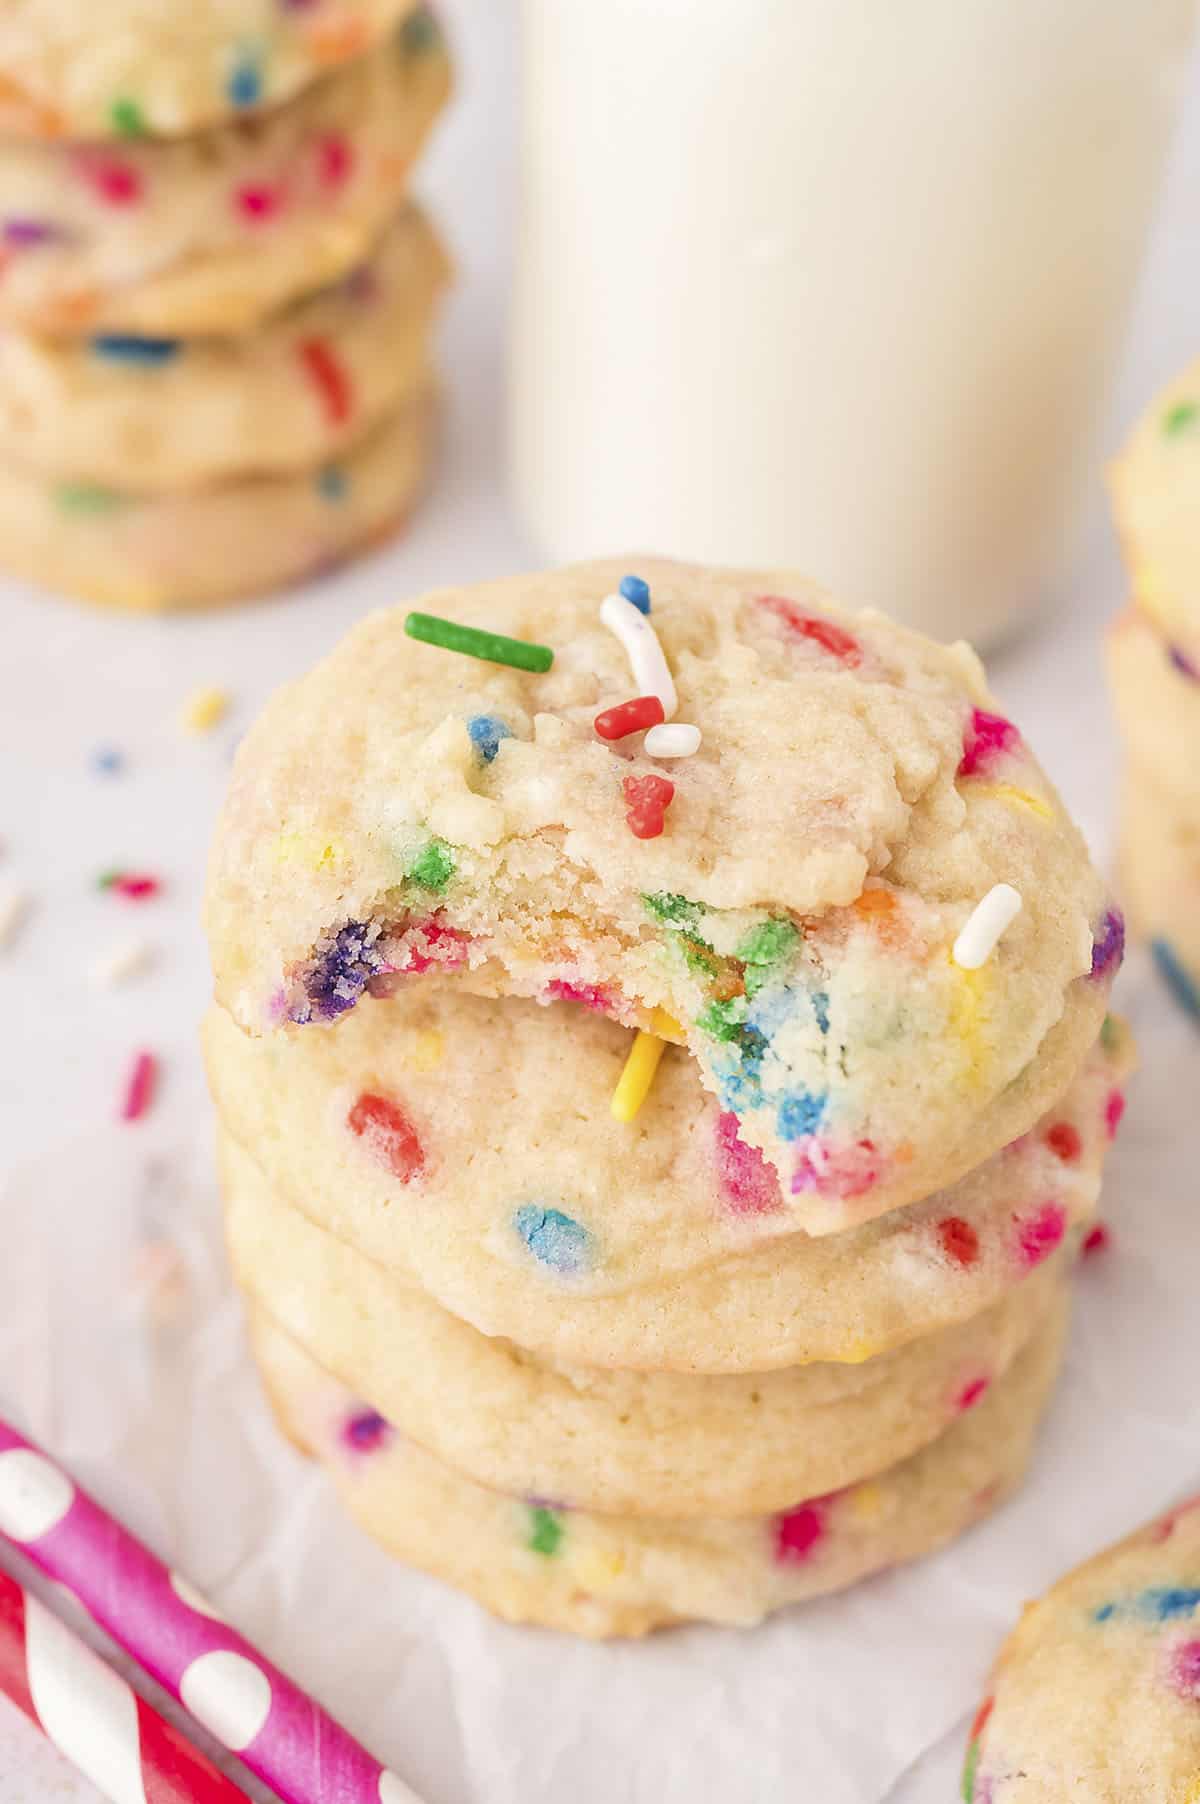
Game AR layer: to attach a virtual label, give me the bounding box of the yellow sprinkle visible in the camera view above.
[181,686,229,732]
[973,783,1054,822]
[610,1010,682,1123]
[847,1481,884,1523]
[840,1339,882,1365]
[406,1028,445,1071]
[949,957,990,1088]
[573,1547,626,1592]
[273,832,343,870]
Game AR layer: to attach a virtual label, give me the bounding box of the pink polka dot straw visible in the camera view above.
[0,1418,423,1804]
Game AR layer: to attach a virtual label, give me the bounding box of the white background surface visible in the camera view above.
[2,4,1199,1800]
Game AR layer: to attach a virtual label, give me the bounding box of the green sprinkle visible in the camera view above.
[1100,1013,1120,1051]
[96,868,122,890]
[961,1740,980,1803]
[56,483,126,515]
[406,838,456,891]
[1163,400,1199,437]
[400,7,440,52]
[737,918,799,967]
[643,891,701,927]
[404,612,553,674]
[527,1506,563,1556]
[678,934,720,978]
[109,97,146,136]
[697,998,748,1042]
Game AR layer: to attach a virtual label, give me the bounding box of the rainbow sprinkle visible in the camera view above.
[952,884,1022,970]
[404,613,554,673]
[120,1050,157,1122]
[610,1010,681,1122]
[513,1205,592,1275]
[180,686,229,732]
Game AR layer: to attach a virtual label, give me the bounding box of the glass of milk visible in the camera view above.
[510,0,1195,646]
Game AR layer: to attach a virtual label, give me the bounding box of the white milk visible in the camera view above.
[511,0,1195,645]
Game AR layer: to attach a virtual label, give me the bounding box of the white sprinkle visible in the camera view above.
[644,722,701,759]
[0,886,28,949]
[952,883,1023,970]
[90,938,154,988]
[599,593,678,718]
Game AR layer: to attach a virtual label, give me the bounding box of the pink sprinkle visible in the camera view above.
[1168,1640,1200,1700]
[956,1376,990,1412]
[1082,1222,1111,1258]
[714,1112,781,1214]
[544,979,616,1014]
[315,132,354,188]
[774,1501,826,1564]
[1104,1089,1126,1138]
[757,595,863,666]
[790,1136,880,1200]
[120,1051,157,1122]
[959,707,1021,777]
[79,155,142,206]
[390,917,470,976]
[1015,1202,1066,1269]
[235,184,284,222]
[113,873,160,901]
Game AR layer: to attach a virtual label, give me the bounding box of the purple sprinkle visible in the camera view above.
[1169,644,1200,683]
[289,918,390,1023]
[1090,907,1125,981]
[342,1408,391,1454]
[4,217,57,246]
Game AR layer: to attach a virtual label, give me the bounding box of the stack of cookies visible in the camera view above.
[0,1,451,611]
[204,559,1130,1636]
[1108,361,1200,1022]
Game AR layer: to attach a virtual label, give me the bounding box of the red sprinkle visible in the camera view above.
[959,707,1021,777]
[298,337,353,425]
[544,979,616,1014]
[1104,1089,1126,1138]
[714,1112,782,1215]
[315,132,354,188]
[393,917,470,976]
[622,773,674,839]
[969,1697,994,1744]
[594,695,665,741]
[1015,1202,1066,1269]
[1044,1121,1082,1163]
[757,595,862,666]
[120,1051,157,1122]
[236,183,284,222]
[1082,1223,1110,1257]
[80,156,142,206]
[347,1091,424,1183]
[113,873,160,901]
[937,1215,980,1267]
[774,1500,826,1564]
[956,1376,990,1412]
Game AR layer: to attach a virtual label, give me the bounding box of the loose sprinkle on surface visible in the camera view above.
[180,686,229,732]
[101,870,161,901]
[405,612,554,673]
[90,939,153,988]
[600,592,677,717]
[952,884,1022,970]
[0,885,29,949]
[610,1010,681,1122]
[90,746,123,774]
[120,1050,157,1122]
[594,695,664,741]
[644,722,701,759]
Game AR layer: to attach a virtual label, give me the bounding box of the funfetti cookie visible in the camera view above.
[1112,355,1200,654]
[248,1294,1068,1638]
[0,21,450,337]
[204,998,1131,1373]
[0,389,434,612]
[0,204,449,491]
[0,0,430,139]
[964,1495,1200,1802]
[1107,607,1200,816]
[1118,774,1200,1025]
[225,1160,1065,1518]
[205,559,1119,1236]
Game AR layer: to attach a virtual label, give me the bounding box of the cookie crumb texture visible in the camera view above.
[207,559,1113,1231]
[966,1497,1200,1800]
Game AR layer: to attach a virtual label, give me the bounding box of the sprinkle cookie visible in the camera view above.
[203,996,1131,1372]
[206,559,1116,1236]
[247,1296,1068,1637]
[1118,774,1200,1023]
[225,1154,1065,1517]
[1107,607,1200,817]
[964,1495,1200,1801]
[0,388,435,611]
[0,22,450,336]
[0,204,449,491]
[1111,354,1200,653]
[0,0,428,139]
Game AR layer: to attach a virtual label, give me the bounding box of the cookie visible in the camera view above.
[1111,356,1200,652]
[0,203,449,490]
[1107,607,1200,815]
[202,983,1129,1370]
[204,559,1116,1237]
[1118,773,1200,1023]
[0,388,434,612]
[0,0,429,139]
[247,1293,1068,1637]
[0,22,450,336]
[964,1494,1200,1802]
[225,1153,1064,1517]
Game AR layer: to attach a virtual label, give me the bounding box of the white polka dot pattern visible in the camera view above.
[180,1648,273,1751]
[0,1448,75,1542]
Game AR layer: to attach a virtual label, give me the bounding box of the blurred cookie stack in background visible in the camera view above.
[0,1,451,611]
[1108,361,1200,1024]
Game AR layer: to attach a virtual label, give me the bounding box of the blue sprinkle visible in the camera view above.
[91,745,123,775]
[619,574,651,614]
[1092,1603,1115,1623]
[466,714,513,764]
[228,59,262,108]
[90,335,181,365]
[513,1205,592,1276]
[1152,938,1200,1023]
[776,1089,826,1141]
[1137,1586,1200,1622]
[812,989,830,1035]
[316,465,347,502]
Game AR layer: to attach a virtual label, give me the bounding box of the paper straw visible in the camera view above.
[0,1565,248,1804]
[0,1420,423,1804]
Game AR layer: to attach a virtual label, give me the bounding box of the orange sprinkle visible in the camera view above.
[306,19,369,62]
